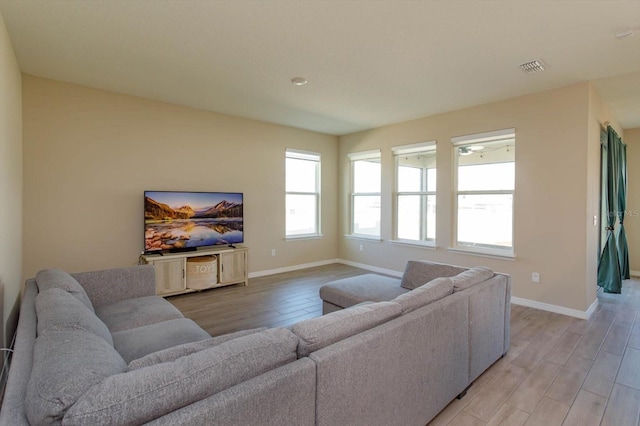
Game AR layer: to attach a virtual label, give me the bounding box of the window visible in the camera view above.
[286,149,320,238]
[349,150,381,238]
[392,142,436,244]
[453,129,515,254]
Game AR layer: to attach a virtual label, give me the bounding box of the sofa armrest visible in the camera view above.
[72,265,156,308]
[0,281,38,426]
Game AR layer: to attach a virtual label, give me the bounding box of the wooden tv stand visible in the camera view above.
[139,246,248,296]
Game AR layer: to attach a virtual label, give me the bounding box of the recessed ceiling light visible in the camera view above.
[519,60,546,74]
[291,77,308,86]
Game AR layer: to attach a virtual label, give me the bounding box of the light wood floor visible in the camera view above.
[167,263,364,336]
[168,264,640,426]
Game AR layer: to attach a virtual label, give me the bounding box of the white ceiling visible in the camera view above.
[0,0,638,136]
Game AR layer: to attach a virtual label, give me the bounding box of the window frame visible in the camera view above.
[451,129,516,257]
[348,150,382,240]
[391,141,437,247]
[285,148,321,239]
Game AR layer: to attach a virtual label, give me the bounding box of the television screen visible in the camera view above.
[144,191,243,252]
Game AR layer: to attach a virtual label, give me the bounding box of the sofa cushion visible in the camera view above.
[400,261,468,290]
[392,277,454,314]
[319,274,407,309]
[35,268,94,312]
[291,301,402,357]
[36,288,113,345]
[25,330,126,425]
[112,318,211,363]
[451,267,494,292]
[95,295,184,332]
[128,327,268,370]
[63,328,299,425]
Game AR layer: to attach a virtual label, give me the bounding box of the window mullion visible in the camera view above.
[393,146,437,244]
[287,190,317,196]
[458,189,513,196]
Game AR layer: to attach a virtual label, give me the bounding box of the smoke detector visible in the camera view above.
[519,60,546,74]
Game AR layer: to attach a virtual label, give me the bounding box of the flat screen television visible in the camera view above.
[144,191,243,253]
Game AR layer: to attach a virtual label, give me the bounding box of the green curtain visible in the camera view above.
[597,126,622,293]
[617,141,630,279]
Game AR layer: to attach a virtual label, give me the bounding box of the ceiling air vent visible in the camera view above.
[519,60,546,74]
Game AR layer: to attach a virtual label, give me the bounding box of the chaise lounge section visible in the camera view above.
[314,261,511,425]
[319,260,471,313]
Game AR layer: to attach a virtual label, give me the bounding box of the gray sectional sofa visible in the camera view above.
[0,260,510,426]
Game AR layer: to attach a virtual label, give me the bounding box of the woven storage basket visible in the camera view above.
[186,255,218,290]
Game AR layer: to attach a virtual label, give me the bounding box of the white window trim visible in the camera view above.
[452,128,515,146]
[285,148,321,239]
[452,129,515,255]
[344,234,383,242]
[349,149,381,238]
[390,239,436,249]
[447,246,516,260]
[347,149,381,161]
[391,140,436,155]
[392,141,437,244]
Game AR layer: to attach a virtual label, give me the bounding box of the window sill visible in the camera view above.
[447,246,515,260]
[344,234,383,242]
[389,240,436,250]
[286,234,323,241]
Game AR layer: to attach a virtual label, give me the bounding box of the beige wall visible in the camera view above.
[338,82,619,314]
[0,11,22,356]
[625,127,640,274]
[18,74,628,316]
[22,76,338,279]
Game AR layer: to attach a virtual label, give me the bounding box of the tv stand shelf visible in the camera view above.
[139,246,248,297]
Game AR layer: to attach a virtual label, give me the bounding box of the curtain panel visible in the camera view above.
[597,126,628,293]
[617,142,630,279]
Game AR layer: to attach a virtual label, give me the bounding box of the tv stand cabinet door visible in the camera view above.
[219,250,247,286]
[154,258,186,295]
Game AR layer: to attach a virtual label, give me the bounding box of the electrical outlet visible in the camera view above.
[359,244,364,251]
[531,272,540,283]
[271,249,276,256]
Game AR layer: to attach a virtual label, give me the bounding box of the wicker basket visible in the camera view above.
[186,255,218,290]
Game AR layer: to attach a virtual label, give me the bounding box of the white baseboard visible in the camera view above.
[251,259,599,320]
[336,259,403,278]
[511,296,598,320]
[340,261,598,320]
[631,270,640,277]
[249,259,340,279]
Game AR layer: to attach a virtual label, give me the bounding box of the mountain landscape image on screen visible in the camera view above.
[144,192,243,252]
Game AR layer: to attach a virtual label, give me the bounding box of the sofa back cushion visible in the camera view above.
[36,288,113,345]
[128,327,267,370]
[400,261,467,290]
[291,301,402,357]
[392,277,453,314]
[451,267,494,292]
[63,328,299,425]
[25,330,126,425]
[36,268,94,312]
